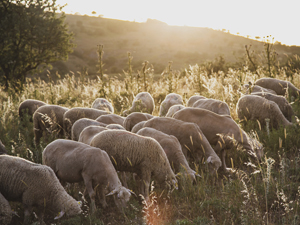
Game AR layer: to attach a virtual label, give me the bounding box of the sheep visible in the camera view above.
[0,139,7,155]
[122,92,155,116]
[33,105,69,145]
[192,98,231,116]
[91,98,114,113]
[251,92,294,121]
[78,126,108,145]
[255,77,300,98]
[96,114,125,126]
[43,139,132,212]
[123,112,154,131]
[18,99,47,121]
[187,95,206,107]
[131,121,147,133]
[0,192,12,225]
[90,130,177,200]
[71,118,106,141]
[63,107,110,139]
[137,127,197,181]
[159,93,184,117]
[143,117,222,174]
[243,83,277,95]
[166,104,185,117]
[236,95,293,129]
[106,124,125,130]
[0,155,82,225]
[172,107,264,171]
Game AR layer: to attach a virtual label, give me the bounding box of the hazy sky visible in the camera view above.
[56,0,300,46]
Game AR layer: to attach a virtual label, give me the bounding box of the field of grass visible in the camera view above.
[2,58,300,225]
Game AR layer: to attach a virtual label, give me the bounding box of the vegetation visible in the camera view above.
[0,0,74,92]
[1,41,300,224]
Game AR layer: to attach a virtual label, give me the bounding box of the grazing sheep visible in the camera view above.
[71,118,106,141]
[0,155,82,225]
[0,192,12,225]
[122,92,155,116]
[159,93,184,117]
[187,95,206,107]
[63,107,110,139]
[251,92,294,121]
[123,112,154,131]
[166,104,185,117]
[243,84,277,95]
[106,124,125,130]
[255,77,300,98]
[90,130,177,200]
[0,140,7,155]
[79,126,108,145]
[131,121,147,133]
[33,105,69,145]
[192,98,231,116]
[143,117,222,174]
[18,99,47,121]
[137,127,197,181]
[237,95,293,129]
[43,139,132,212]
[96,114,125,126]
[173,107,264,171]
[91,98,114,113]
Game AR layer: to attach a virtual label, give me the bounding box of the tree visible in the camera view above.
[0,0,74,91]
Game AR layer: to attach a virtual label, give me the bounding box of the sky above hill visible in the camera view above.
[56,0,300,46]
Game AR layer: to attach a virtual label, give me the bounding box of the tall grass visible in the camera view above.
[1,63,300,224]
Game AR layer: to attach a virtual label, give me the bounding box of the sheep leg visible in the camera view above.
[82,173,96,213]
[140,172,151,202]
[221,149,228,171]
[23,205,33,225]
[97,187,108,209]
[120,171,128,188]
[36,208,46,225]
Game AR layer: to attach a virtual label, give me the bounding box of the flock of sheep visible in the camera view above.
[0,77,299,225]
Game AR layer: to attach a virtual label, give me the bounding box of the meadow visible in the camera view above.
[1,52,300,225]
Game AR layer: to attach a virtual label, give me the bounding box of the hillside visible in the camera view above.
[48,14,300,77]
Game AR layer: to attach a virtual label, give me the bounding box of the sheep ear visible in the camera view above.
[106,189,118,196]
[127,189,137,197]
[54,211,65,220]
[206,156,212,163]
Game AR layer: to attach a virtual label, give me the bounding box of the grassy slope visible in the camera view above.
[48,14,300,77]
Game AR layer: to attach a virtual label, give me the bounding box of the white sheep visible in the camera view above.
[0,155,82,225]
[18,99,47,121]
[122,92,155,116]
[90,130,177,200]
[0,192,12,225]
[173,107,264,171]
[255,77,300,98]
[63,107,110,139]
[192,98,231,116]
[33,105,69,145]
[43,139,133,212]
[96,114,125,126]
[106,124,125,130]
[251,92,294,121]
[243,83,277,95]
[91,98,114,113]
[143,117,222,174]
[187,95,206,107]
[236,95,293,129]
[166,104,185,117]
[137,127,198,181]
[71,118,106,141]
[78,125,108,145]
[159,93,183,117]
[131,121,147,133]
[0,139,7,155]
[123,112,154,131]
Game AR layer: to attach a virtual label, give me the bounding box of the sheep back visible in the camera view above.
[71,118,106,141]
[192,98,231,116]
[187,95,206,107]
[159,93,183,117]
[123,92,155,115]
[18,99,47,121]
[166,104,185,117]
[78,125,108,145]
[96,114,125,126]
[123,112,154,131]
[91,98,114,113]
